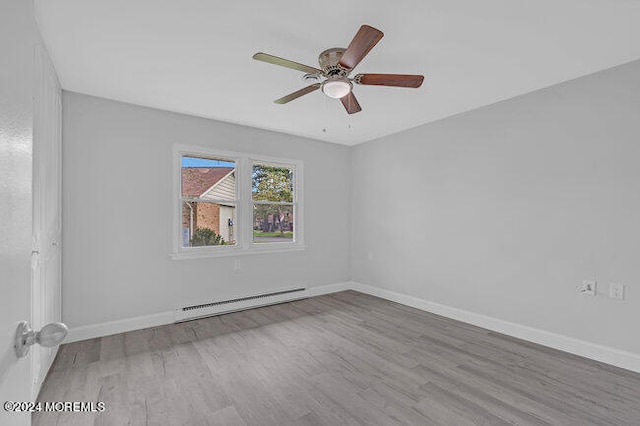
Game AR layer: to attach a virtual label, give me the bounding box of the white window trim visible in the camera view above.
[171,144,305,260]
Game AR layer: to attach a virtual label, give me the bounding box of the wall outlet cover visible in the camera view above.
[609,283,625,300]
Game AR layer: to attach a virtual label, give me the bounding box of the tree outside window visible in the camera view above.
[252,164,295,243]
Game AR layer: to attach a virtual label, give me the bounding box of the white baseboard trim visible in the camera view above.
[350,281,640,374]
[66,311,175,343]
[66,281,353,343]
[308,281,353,297]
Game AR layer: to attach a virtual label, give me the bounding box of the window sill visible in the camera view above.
[170,244,306,260]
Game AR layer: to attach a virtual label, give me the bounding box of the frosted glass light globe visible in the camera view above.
[322,78,352,99]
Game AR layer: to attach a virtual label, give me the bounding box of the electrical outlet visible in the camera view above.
[609,283,625,300]
[234,259,241,271]
[580,280,597,296]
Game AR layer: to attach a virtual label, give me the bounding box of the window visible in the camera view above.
[181,156,237,248]
[253,163,295,244]
[173,146,303,259]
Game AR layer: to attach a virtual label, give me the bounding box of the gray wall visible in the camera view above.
[351,60,640,354]
[62,92,351,328]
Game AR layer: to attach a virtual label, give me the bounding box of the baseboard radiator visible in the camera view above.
[174,287,308,322]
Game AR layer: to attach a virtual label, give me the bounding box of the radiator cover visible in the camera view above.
[174,287,308,322]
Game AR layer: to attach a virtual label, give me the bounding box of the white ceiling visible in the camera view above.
[35,0,640,146]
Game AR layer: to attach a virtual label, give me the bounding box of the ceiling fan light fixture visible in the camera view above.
[322,77,352,99]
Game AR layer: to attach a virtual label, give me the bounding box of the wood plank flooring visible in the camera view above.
[34,291,640,425]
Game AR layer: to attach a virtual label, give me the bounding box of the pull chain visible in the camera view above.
[322,93,328,133]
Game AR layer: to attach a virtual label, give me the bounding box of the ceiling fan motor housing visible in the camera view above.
[319,48,349,76]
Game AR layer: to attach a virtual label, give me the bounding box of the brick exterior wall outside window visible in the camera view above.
[182,202,222,235]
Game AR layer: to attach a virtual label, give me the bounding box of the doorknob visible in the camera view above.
[14,321,68,358]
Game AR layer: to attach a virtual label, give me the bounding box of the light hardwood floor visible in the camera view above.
[34,291,640,425]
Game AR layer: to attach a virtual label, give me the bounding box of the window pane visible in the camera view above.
[252,164,293,202]
[182,156,236,202]
[182,201,237,247]
[253,204,294,243]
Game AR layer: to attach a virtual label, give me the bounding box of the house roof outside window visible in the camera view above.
[181,167,234,198]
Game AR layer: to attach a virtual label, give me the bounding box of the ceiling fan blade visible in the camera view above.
[339,25,384,70]
[340,92,362,114]
[355,74,424,88]
[253,52,322,75]
[274,83,321,104]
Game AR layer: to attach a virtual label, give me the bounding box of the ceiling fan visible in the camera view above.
[253,25,424,114]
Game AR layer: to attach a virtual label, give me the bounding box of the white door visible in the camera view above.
[0,1,37,423]
[0,134,35,424]
[31,43,63,398]
[1,3,62,425]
